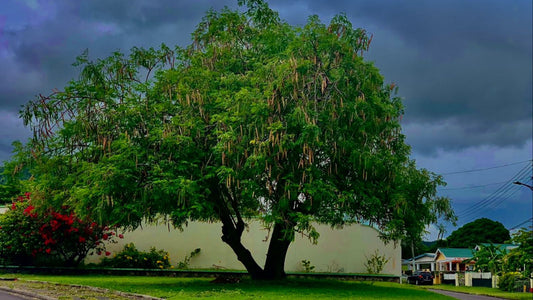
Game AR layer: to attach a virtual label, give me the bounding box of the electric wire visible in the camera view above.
[455,164,530,216]
[508,217,533,230]
[457,169,531,221]
[441,180,510,191]
[441,160,531,175]
[455,164,531,220]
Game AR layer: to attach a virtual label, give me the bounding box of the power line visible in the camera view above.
[441,180,510,191]
[457,167,531,221]
[456,164,531,220]
[441,160,531,175]
[456,164,529,217]
[508,218,533,230]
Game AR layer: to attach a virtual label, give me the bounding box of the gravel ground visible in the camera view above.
[0,279,162,300]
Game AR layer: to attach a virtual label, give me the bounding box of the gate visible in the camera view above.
[443,273,456,285]
[471,272,492,287]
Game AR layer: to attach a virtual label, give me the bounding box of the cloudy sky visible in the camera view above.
[1,0,531,239]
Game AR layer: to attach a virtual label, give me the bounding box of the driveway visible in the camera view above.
[429,289,507,300]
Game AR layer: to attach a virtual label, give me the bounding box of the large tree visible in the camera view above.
[12,0,455,279]
[446,218,510,248]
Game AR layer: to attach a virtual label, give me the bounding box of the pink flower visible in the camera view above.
[102,234,109,240]
[118,234,124,239]
[105,251,111,256]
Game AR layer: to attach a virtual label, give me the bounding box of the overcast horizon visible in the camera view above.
[1,0,531,239]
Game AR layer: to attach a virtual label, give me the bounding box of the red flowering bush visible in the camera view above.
[0,193,122,267]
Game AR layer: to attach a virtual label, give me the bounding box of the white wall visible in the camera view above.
[88,221,401,275]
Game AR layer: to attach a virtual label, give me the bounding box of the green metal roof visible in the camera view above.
[478,243,518,248]
[476,243,519,254]
[437,248,474,258]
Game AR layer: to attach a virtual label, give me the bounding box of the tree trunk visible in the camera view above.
[220,221,264,279]
[262,222,294,280]
[211,181,294,280]
[219,218,294,280]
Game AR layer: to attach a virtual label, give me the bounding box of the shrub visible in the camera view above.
[364,250,390,274]
[176,248,201,269]
[498,272,521,292]
[98,243,171,269]
[300,259,315,273]
[0,193,117,267]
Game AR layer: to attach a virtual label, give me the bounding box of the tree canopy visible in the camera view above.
[446,218,509,248]
[9,0,455,279]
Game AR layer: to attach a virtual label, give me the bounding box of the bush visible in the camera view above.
[0,193,117,267]
[176,248,201,269]
[98,243,171,269]
[498,272,521,292]
[300,259,315,273]
[364,250,390,274]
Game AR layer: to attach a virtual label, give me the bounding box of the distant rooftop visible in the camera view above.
[436,248,474,258]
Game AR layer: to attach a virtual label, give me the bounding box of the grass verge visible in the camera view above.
[421,284,532,300]
[2,274,455,300]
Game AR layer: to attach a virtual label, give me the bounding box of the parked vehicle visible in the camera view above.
[407,271,434,285]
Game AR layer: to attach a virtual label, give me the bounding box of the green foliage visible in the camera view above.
[505,228,533,278]
[364,250,390,274]
[300,259,315,273]
[10,0,455,278]
[468,243,505,275]
[0,143,33,204]
[498,272,521,292]
[98,243,171,269]
[446,218,509,248]
[176,248,201,269]
[0,193,116,266]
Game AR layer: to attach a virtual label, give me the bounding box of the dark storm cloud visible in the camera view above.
[283,0,532,155]
[0,0,531,162]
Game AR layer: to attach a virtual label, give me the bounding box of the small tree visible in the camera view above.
[364,250,390,274]
[0,193,118,267]
[468,243,505,275]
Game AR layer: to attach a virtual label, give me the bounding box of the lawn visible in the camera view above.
[4,274,455,299]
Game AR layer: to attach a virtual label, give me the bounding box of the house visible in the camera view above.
[435,248,475,272]
[402,253,436,272]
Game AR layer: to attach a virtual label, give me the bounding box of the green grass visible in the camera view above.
[421,284,532,300]
[4,274,455,299]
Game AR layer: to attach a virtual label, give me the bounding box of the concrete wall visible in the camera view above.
[87,221,400,275]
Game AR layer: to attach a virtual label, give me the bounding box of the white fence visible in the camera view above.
[443,273,456,280]
[470,272,491,279]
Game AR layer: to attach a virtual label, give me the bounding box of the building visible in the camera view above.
[435,248,475,272]
[402,253,436,272]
